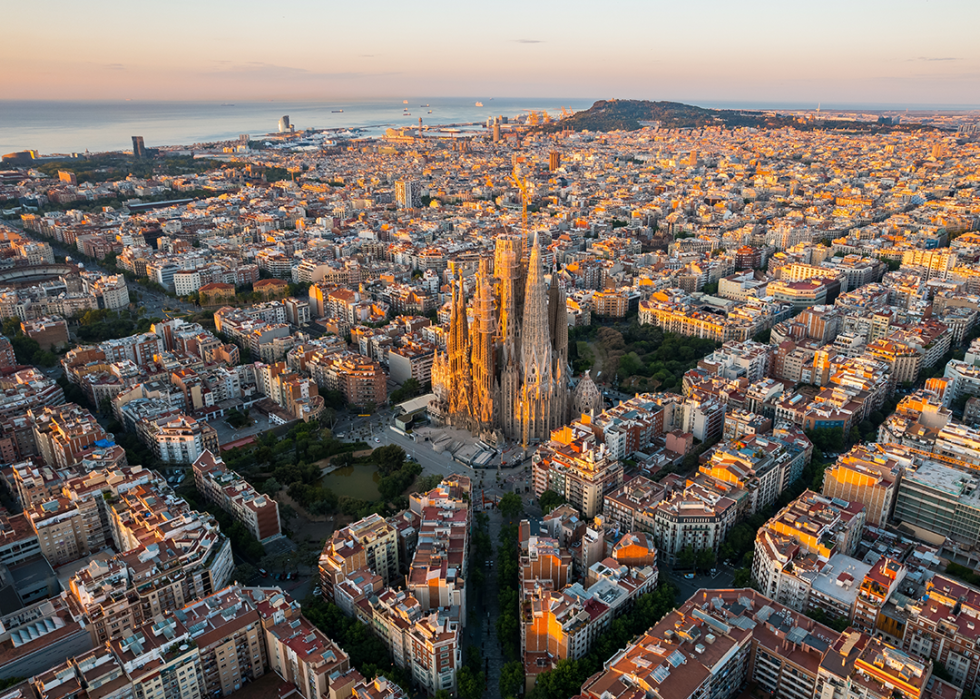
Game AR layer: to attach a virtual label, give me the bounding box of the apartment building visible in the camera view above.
[753,490,866,607]
[173,586,267,697]
[21,316,69,351]
[308,350,388,407]
[407,478,471,614]
[32,649,134,699]
[70,557,144,647]
[532,422,624,518]
[698,339,772,382]
[602,476,667,533]
[256,588,351,699]
[588,393,671,460]
[387,341,436,386]
[31,403,109,469]
[900,574,980,693]
[867,339,923,385]
[723,408,772,440]
[28,496,90,566]
[520,524,658,685]
[698,429,811,514]
[100,333,165,367]
[12,460,62,508]
[652,482,738,564]
[368,588,461,696]
[767,278,838,309]
[109,617,205,699]
[81,273,130,310]
[0,512,41,568]
[319,513,398,595]
[893,457,980,547]
[102,474,234,620]
[822,444,911,527]
[575,589,953,699]
[138,414,219,463]
[193,450,282,543]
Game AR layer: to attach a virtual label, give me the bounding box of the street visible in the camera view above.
[464,509,508,699]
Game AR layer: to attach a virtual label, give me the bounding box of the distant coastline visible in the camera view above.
[1,97,977,155]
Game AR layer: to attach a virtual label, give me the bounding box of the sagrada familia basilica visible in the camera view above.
[430,231,603,445]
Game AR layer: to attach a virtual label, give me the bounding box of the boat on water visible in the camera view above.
[403,100,408,104]
[332,109,343,113]
[475,101,484,107]
[428,110,432,114]
[420,104,429,107]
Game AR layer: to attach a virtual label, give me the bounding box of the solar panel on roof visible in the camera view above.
[652,665,671,684]
[787,626,808,644]
[667,650,687,667]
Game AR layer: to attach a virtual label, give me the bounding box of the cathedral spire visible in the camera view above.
[447,274,471,423]
[519,232,555,445]
[471,257,495,432]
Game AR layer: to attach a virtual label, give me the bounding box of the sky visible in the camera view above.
[3,0,980,106]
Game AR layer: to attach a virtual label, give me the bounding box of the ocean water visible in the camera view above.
[3,97,977,156]
[0,98,595,155]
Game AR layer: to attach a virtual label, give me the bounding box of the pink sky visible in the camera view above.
[3,0,979,104]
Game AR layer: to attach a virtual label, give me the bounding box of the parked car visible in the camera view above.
[684,573,695,580]
[259,569,268,577]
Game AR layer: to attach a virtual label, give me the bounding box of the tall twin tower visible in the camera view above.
[430,232,570,445]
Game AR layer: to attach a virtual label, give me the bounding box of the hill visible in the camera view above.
[537,99,937,134]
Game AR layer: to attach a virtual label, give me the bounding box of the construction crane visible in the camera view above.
[560,106,571,119]
[510,163,530,250]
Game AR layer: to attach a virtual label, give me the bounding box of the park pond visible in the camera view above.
[321,463,382,499]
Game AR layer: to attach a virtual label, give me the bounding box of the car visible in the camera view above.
[313,588,322,597]
[275,573,283,581]
[375,438,381,443]
[710,568,717,576]
[684,573,695,580]
[259,569,268,577]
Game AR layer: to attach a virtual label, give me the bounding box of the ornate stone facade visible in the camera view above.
[431,233,570,444]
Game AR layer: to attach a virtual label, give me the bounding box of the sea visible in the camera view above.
[2,97,978,156]
[0,98,596,156]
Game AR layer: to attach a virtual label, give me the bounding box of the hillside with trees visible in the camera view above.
[537,99,939,134]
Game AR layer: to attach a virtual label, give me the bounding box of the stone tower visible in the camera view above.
[470,257,496,433]
[519,233,555,445]
[446,276,472,425]
[549,268,569,426]
[496,235,523,440]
